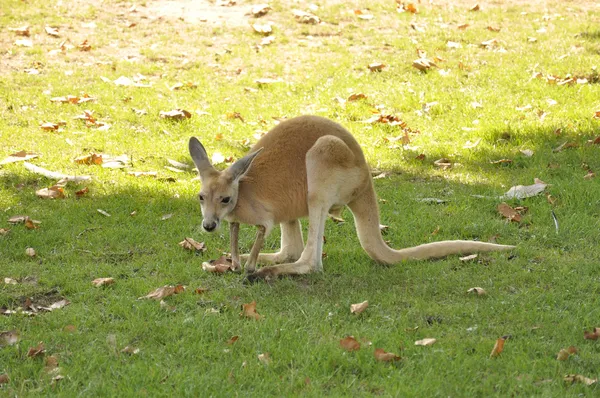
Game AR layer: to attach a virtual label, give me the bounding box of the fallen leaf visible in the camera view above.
[24,162,91,182]
[0,150,39,165]
[15,39,33,47]
[434,158,452,169]
[195,288,209,295]
[368,62,386,72]
[167,159,192,169]
[25,247,36,257]
[128,171,158,178]
[255,77,282,85]
[45,26,59,37]
[75,187,89,198]
[553,141,578,153]
[92,277,115,287]
[415,338,437,346]
[64,325,77,333]
[241,301,262,320]
[520,149,534,157]
[564,374,597,386]
[40,121,60,131]
[9,25,30,36]
[374,348,401,362]
[49,299,70,310]
[97,209,111,217]
[413,58,436,71]
[78,39,92,51]
[347,93,367,101]
[159,109,191,120]
[121,346,140,355]
[258,352,271,364]
[45,355,59,373]
[293,9,320,24]
[252,23,272,35]
[490,336,507,358]
[179,238,206,252]
[251,4,271,17]
[557,348,571,361]
[75,153,103,165]
[584,170,595,180]
[487,25,500,32]
[467,287,486,296]
[0,330,20,346]
[340,336,361,351]
[490,159,513,165]
[500,179,547,200]
[227,336,239,345]
[4,277,17,284]
[36,185,65,199]
[27,342,46,358]
[350,300,369,314]
[139,285,185,300]
[470,4,480,11]
[0,228,9,235]
[24,217,40,229]
[497,203,522,222]
[583,327,599,340]
[460,254,478,262]
[0,374,8,384]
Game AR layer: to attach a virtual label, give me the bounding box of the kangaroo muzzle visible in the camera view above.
[202,219,218,232]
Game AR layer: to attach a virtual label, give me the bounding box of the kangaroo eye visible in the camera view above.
[221,197,231,204]
[199,194,204,201]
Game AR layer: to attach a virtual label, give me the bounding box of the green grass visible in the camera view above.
[1,0,600,396]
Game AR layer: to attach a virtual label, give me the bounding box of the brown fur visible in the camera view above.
[189,115,514,280]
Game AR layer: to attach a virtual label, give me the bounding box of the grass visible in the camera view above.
[1,0,600,395]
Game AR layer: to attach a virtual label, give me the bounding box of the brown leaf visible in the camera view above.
[0,374,8,384]
[64,325,77,333]
[27,342,46,358]
[92,277,115,287]
[374,348,401,362]
[36,185,65,199]
[194,287,209,295]
[340,336,361,352]
[0,330,20,346]
[564,374,597,386]
[498,203,521,222]
[139,285,185,300]
[251,4,271,17]
[75,153,103,165]
[45,355,59,373]
[469,4,480,11]
[78,39,92,51]
[49,299,70,310]
[350,300,369,314]
[347,93,367,101]
[9,25,30,36]
[227,336,239,345]
[202,256,233,273]
[557,349,570,361]
[490,336,507,358]
[240,301,262,320]
[292,10,320,24]
[584,170,596,180]
[368,62,386,72]
[457,23,469,30]
[24,217,40,229]
[584,327,600,340]
[412,58,436,71]
[75,187,89,197]
[40,121,60,131]
[487,25,501,32]
[179,238,206,252]
[415,338,437,346]
[25,247,36,257]
[433,158,452,169]
[159,109,192,120]
[0,150,39,165]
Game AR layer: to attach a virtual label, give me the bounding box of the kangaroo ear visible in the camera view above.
[189,137,215,177]
[225,147,263,182]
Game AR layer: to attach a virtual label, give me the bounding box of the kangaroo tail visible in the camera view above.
[347,180,515,264]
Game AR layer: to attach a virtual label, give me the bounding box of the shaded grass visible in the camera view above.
[1,0,600,396]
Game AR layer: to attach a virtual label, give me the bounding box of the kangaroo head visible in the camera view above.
[188,137,262,232]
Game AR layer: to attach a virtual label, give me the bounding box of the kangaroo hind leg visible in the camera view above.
[248,135,363,281]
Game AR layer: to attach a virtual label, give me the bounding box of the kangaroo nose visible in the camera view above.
[203,221,217,232]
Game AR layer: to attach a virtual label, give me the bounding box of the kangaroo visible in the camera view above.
[189,115,514,281]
